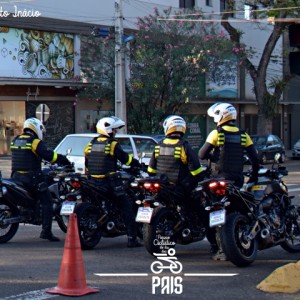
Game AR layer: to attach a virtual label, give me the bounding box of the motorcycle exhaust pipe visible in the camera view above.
[107,221,116,231]
[261,228,270,239]
[182,228,191,238]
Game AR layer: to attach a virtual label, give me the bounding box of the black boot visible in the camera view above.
[127,236,142,248]
[40,230,60,242]
[40,196,60,242]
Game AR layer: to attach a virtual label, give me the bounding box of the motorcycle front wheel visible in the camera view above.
[0,199,19,243]
[221,212,257,267]
[143,207,177,256]
[280,211,300,253]
[74,202,102,250]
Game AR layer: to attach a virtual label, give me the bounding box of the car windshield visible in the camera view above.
[133,137,157,155]
[252,136,266,146]
[55,136,94,156]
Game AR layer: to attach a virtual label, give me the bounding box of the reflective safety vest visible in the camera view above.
[216,127,246,175]
[155,138,185,183]
[86,137,117,176]
[10,135,41,172]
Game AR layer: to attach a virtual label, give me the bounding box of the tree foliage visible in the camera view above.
[77,8,241,133]
[221,0,300,134]
[128,7,242,133]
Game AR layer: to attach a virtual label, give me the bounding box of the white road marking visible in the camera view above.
[2,289,56,300]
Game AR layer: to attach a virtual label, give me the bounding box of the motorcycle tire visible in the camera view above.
[280,214,300,253]
[55,214,69,233]
[221,212,257,267]
[143,207,177,256]
[0,199,19,243]
[136,222,143,240]
[74,202,102,250]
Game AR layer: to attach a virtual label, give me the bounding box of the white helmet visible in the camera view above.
[207,102,237,126]
[23,117,46,140]
[163,115,186,136]
[96,116,125,137]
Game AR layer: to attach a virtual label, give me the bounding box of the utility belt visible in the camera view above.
[93,172,126,197]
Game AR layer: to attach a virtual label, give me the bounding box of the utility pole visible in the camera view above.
[115,0,127,133]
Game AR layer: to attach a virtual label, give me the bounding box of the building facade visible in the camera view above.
[0,0,298,155]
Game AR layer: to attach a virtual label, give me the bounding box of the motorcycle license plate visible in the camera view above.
[60,201,76,215]
[135,207,153,223]
[209,209,226,227]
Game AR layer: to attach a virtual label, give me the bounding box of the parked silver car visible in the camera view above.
[292,139,300,159]
[54,133,158,174]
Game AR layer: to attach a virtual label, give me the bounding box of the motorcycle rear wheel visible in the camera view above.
[143,207,177,256]
[74,202,102,250]
[280,213,300,253]
[221,212,257,267]
[55,215,69,233]
[0,199,19,243]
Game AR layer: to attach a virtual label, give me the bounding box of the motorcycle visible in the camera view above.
[134,173,209,256]
[0,163,75,243]
[196,155,300,267]
[69,166,147,250]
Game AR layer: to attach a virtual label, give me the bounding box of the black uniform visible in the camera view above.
[10,130,70,241]
[84,135,141,247]
[147,134,204,206]
[198,123,260,187]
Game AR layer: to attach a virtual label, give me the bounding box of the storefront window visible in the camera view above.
[0,101,25,155]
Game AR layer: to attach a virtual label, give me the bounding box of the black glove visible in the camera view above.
[247,175,258,184]
[130,158,141,169]
[57,154,72,167]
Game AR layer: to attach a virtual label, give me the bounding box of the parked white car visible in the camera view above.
[54,133,158,174]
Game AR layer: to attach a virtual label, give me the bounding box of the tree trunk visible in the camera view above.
[257,108,272,135]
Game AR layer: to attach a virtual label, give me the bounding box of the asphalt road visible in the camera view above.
[0,157,300,300]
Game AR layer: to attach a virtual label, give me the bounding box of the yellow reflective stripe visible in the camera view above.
[10,143,32,150]
[217,133,225,146]
[110,141,117,156]
[154,145,160,158]
[164,138,180,145]
[105,143,111,154]
[51,152,58,163]
[174,146,181,158]
[32,139,40,157]
[241,133,247,146]
[125,154,133,166]
[147,166,157,174]
[181,146,187,164]
[191,166,203,176]
[91,174,107,179]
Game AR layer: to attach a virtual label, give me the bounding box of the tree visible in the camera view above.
[77,35,115,110]
[128,7,242,133]
[77,8,241,133]
[221,0,299,134]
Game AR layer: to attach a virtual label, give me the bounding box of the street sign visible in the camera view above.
[36,104,50,123]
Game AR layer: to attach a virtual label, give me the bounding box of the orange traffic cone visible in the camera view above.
[46,213,99,296]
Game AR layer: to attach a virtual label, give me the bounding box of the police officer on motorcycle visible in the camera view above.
[10,117,71,242]
[198,102,260,260]
[147,115,204,208]
[84,116,142,248]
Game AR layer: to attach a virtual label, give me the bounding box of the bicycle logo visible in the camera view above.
[151,248,183,274]
[151,248,183,294]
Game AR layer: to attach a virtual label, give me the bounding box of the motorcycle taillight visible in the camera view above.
[143,182,160,192]
[209,181,227,196]
[71,181,81,188]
